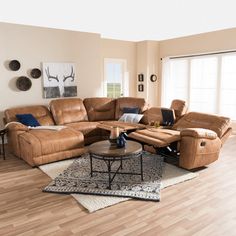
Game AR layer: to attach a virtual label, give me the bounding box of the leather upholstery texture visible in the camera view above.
[66,121,102,145]
[115,97,149,120]
[50,98,88,125]
[5,105,54,125]
[141,101,185,125]
[173,112,231,138]
[18,127,84,166]
[179,128,222,169]
[83,97,116,121]
[5,105,55,158]
[33,148,86,166]
[170,99,188,120]
[141,107,163,125]
[4,98,232,169]
[129,128,181,148]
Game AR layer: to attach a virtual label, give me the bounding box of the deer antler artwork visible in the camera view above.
[63,66,75,82]
[45,67,59,82]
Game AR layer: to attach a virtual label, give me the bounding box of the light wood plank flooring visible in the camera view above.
[0,136,236,236]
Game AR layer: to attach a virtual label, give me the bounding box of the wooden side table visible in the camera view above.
[0,128,7,160]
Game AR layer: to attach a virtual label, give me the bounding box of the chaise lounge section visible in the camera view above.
[5,105,85,166]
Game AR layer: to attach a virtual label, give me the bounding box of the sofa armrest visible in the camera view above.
[180,128,217,140]
[5,122,29,132]
[179,128,222,169]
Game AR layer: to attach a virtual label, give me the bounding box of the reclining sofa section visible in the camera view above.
[129,111,231,169]
[4,97,231,170]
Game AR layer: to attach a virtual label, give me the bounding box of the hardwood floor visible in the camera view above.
[0,136,236,236]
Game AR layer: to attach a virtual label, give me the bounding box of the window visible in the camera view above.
[162,53,236,121]
[104,59,128,98]
[221,55,236,120]
[190,57,218,113]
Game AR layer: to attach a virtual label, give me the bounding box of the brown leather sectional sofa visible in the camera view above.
[4,97,232,169]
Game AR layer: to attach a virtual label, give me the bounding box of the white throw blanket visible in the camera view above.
[29,125,66,131]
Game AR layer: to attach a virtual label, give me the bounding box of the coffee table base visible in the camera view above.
[90,152,143,190]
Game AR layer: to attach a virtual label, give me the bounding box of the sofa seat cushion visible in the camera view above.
[66,121,100,136]
[129,128,180,148]
[19,128,84,156]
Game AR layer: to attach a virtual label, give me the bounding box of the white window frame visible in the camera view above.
[103,58,128,98]
[162,52,236,122]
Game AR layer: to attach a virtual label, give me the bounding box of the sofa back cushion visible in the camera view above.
[83,97,116,121]
[115,97,148,120]
[141,107,162,125]
[170,99,188,120]
[141,107,175,125]
[172,112,231,138]
[5,105,54,126]
[50,98,88,125]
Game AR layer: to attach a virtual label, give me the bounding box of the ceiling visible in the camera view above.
[0,0,236,41]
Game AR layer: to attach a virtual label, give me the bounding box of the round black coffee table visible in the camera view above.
[88,140,143,189]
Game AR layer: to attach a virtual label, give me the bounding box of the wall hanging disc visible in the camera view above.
[16,76,32,91]
[150,74,157,82]
[30,68,41,78]
[9,60,21,71]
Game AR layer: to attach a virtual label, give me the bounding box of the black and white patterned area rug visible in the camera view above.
[43,152,164,201]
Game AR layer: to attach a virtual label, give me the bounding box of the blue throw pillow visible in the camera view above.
[16,114,40,127]
[123,107,140,114]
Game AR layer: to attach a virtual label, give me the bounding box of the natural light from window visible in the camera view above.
[162,53,236,121]
[104,59,128,98]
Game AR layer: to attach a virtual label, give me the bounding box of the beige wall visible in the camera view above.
[159,28,236,58]
[159,28,236,130]
[158,28,236,104]
[101,39,136,97]
[136,41,148,100]
[0,23,103,126]
[146,41,159,106]
[1,21,236,129]
[0,23,138,127]
[136,41,159,106]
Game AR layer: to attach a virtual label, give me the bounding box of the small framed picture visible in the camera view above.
[138,84,144,92]
[138,74,144,82]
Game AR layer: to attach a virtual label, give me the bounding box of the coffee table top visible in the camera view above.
[88,140,142,157]
[97,121,145,132]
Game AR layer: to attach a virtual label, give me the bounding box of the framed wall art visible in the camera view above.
[42,62,77,98]
[138,84,144,92]
[138,73,144,82]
